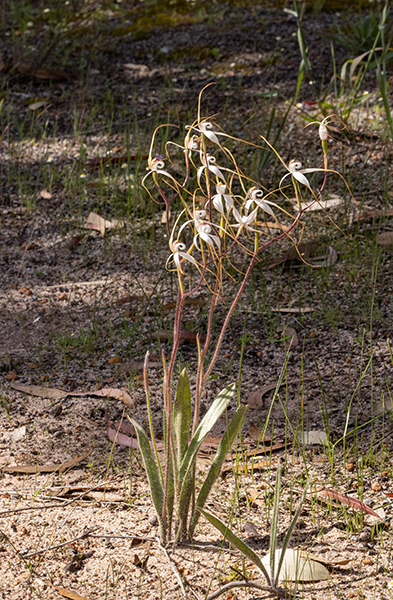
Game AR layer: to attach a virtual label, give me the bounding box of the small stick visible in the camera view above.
[206,581,286,600]
[156,536,188,599]
[20,526,100,558]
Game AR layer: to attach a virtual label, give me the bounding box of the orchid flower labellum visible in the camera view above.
[245,186,275,217]
[193,222,221,252]
[167,240,198,274]
[197,154,225,185]
[279,159,311,190]
[198,121,221,146]
[231,206,259,232]
[211,184,234,214]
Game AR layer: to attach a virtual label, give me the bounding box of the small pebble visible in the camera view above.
[149,514,158,526]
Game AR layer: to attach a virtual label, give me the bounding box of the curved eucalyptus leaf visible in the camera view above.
[189,404,247,537]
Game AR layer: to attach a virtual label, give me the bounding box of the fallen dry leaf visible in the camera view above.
[257,220,289,231]
[318,487,389,527]
[365,506,386,526]
[6,371,18,380]
[7,426,26,443]
[53,587,90,600]
[117,360,160,374]
[71,387,133,408]
[270,307,314,314]
[39,189,52,199]
[29,101,51,111]
[247,376,318,409]
[10,382,68,400]
[377,232,393,248]
[262,548,330,582]
[294,194,342,212]
[19,286,33,296]
[1,452,90,474]
[247,487,265,507]
[83,212,112,236]
[149,329,206,343]
[66,236,81,251]
[295,430,328,445]
[17,64,72,81]
[10,382,134,408]
[108,356,123,365]
[114,294,146,305]
[163,298,205,310]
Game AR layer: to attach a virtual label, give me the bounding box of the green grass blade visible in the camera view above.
[188,404,247,537]
[198,508,272,586]
[269,460,281,586]
[274,480,309,587]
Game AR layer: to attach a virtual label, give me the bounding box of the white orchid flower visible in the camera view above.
[198,121,221,145]
[197,154,225,185]
[193,222,221,252]
[244,186,275,217]
[142,155,177,186]
[184,133,200,152]
[279,160,312,191]
[210,184,234,214]
[167,240,198,274]
[230,206,259,232]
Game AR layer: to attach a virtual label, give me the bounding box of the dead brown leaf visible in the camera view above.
[2,452,90,474]
[247,487,265,507]
[149,329,206,343]
[17,64,72,81]
[114,294,146,305]
[117,360,160,374]
[247,376,318,409]
[10,382,68,400]
[377,232,393,248]
[9,382,134,408]
[249,422,271,442]
[318,487,389,527]
[40,189,52,199]
[53,587,90,600]
[83,212,112,236]
[108,356,123,365]
[163,298,205,310]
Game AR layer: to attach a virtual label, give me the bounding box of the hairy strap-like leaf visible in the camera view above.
[198,508,271,586]
[179,384,235,486]
[173,368,192,463]
[129,419,164,517]
[189,404,247,537]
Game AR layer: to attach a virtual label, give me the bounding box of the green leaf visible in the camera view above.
[179,384,235,488]
[130,419,164,518]
[198,508,271,586]
[189,404,247,537]
[173,368,192,463]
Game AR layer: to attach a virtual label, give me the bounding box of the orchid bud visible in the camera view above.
[319,123,328,141]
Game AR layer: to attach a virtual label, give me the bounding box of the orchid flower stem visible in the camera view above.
[162,287,185,528]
